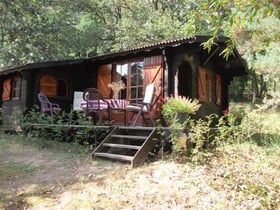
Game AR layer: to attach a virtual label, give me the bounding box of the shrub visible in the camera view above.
[162,96,201,120]
[22,107,112,146]
[161,96,201,155]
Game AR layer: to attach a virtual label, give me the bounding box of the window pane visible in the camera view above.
[131,87,136,98]
[12,77,21,99]
[116,64,128,80]
[57,80,67,97]
[137,87,143,99]
[131,74,137,86]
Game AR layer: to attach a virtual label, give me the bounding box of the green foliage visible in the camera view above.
[22,107,112,146]
[162,96,201,115]
[161,96,201,156]
[187,114,217,161]
[162,101,280,163]
[0,0,279,77]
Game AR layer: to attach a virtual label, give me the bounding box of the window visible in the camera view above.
[116,64,128,99]
[129,62,144,103]
[40,74,68,98]
[12,77,21,99]
[57,79,67,97]
[2,77,21,101]
[178,61,192,98]
[115,61,144,103]
[198,67,221,104]
[98,59,159,103]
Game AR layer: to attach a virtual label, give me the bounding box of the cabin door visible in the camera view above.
[177,61,192,98]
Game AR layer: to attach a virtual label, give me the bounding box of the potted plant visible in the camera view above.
[162,96,201,125]
[161,96,201,155]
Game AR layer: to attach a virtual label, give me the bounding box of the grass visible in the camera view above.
[0,106,279,209]
[0,132,279,209]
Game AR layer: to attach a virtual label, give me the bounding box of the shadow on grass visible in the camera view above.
[251,133,280,147]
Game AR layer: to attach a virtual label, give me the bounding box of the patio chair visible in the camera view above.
[126,83,156,127]
[37,93,61,120]
[82,88,111,124]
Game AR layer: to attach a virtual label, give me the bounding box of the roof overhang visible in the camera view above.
[0,59,85,76]
[86,35,247,76]
[0,35,247,77]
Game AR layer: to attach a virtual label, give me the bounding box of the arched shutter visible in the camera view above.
[40,75,57,96]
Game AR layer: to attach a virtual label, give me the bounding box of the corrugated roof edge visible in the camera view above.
[0,35,233,76]
[86,35,230,61]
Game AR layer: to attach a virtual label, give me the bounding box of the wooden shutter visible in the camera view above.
[40,75,57,96]
[97,64,112,98]
[208,71,215,103]
[143,56,163,118]
[216,74,222,105]
[198,67,207,102]
[2,79,11,101]
[143,56,163,88]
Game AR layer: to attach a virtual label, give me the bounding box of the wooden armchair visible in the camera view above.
[126,83,156,127]
[37,93,61,120]
[82,88,111,124]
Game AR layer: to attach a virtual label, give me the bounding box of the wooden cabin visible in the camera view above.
[0,36,247,129]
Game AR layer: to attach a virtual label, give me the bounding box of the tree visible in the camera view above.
[0,0,86,70]
[0,0,279,81]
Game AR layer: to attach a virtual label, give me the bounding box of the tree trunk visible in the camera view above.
[260,74,267,97]
[250,70,259,103]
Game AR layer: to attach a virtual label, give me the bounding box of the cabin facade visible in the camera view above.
[0,36,247,129]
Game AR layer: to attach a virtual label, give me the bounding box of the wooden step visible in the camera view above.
[95,152,133,162]
[117,126,155,131]
[102,143,141,150]
[111,134,147,140]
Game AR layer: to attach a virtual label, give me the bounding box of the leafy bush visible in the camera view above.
[162,96,201,119]
[160,96,201,155]
[161,101,280,163]
[22,106,112,146]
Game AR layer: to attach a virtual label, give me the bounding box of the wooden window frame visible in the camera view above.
[111,60,144,103]
[2,77,22,101]
[128,62,144,103]
[11,76,21,100]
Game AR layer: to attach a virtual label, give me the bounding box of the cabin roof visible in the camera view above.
[87,35,223,61]
[0,35,247,76]
[0,59,85,76]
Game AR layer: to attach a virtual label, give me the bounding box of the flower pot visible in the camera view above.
[177,112,189,124]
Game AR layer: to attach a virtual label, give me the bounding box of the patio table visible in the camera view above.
[80,99,129,125]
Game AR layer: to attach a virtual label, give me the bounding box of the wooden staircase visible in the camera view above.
[92,126,159,167]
